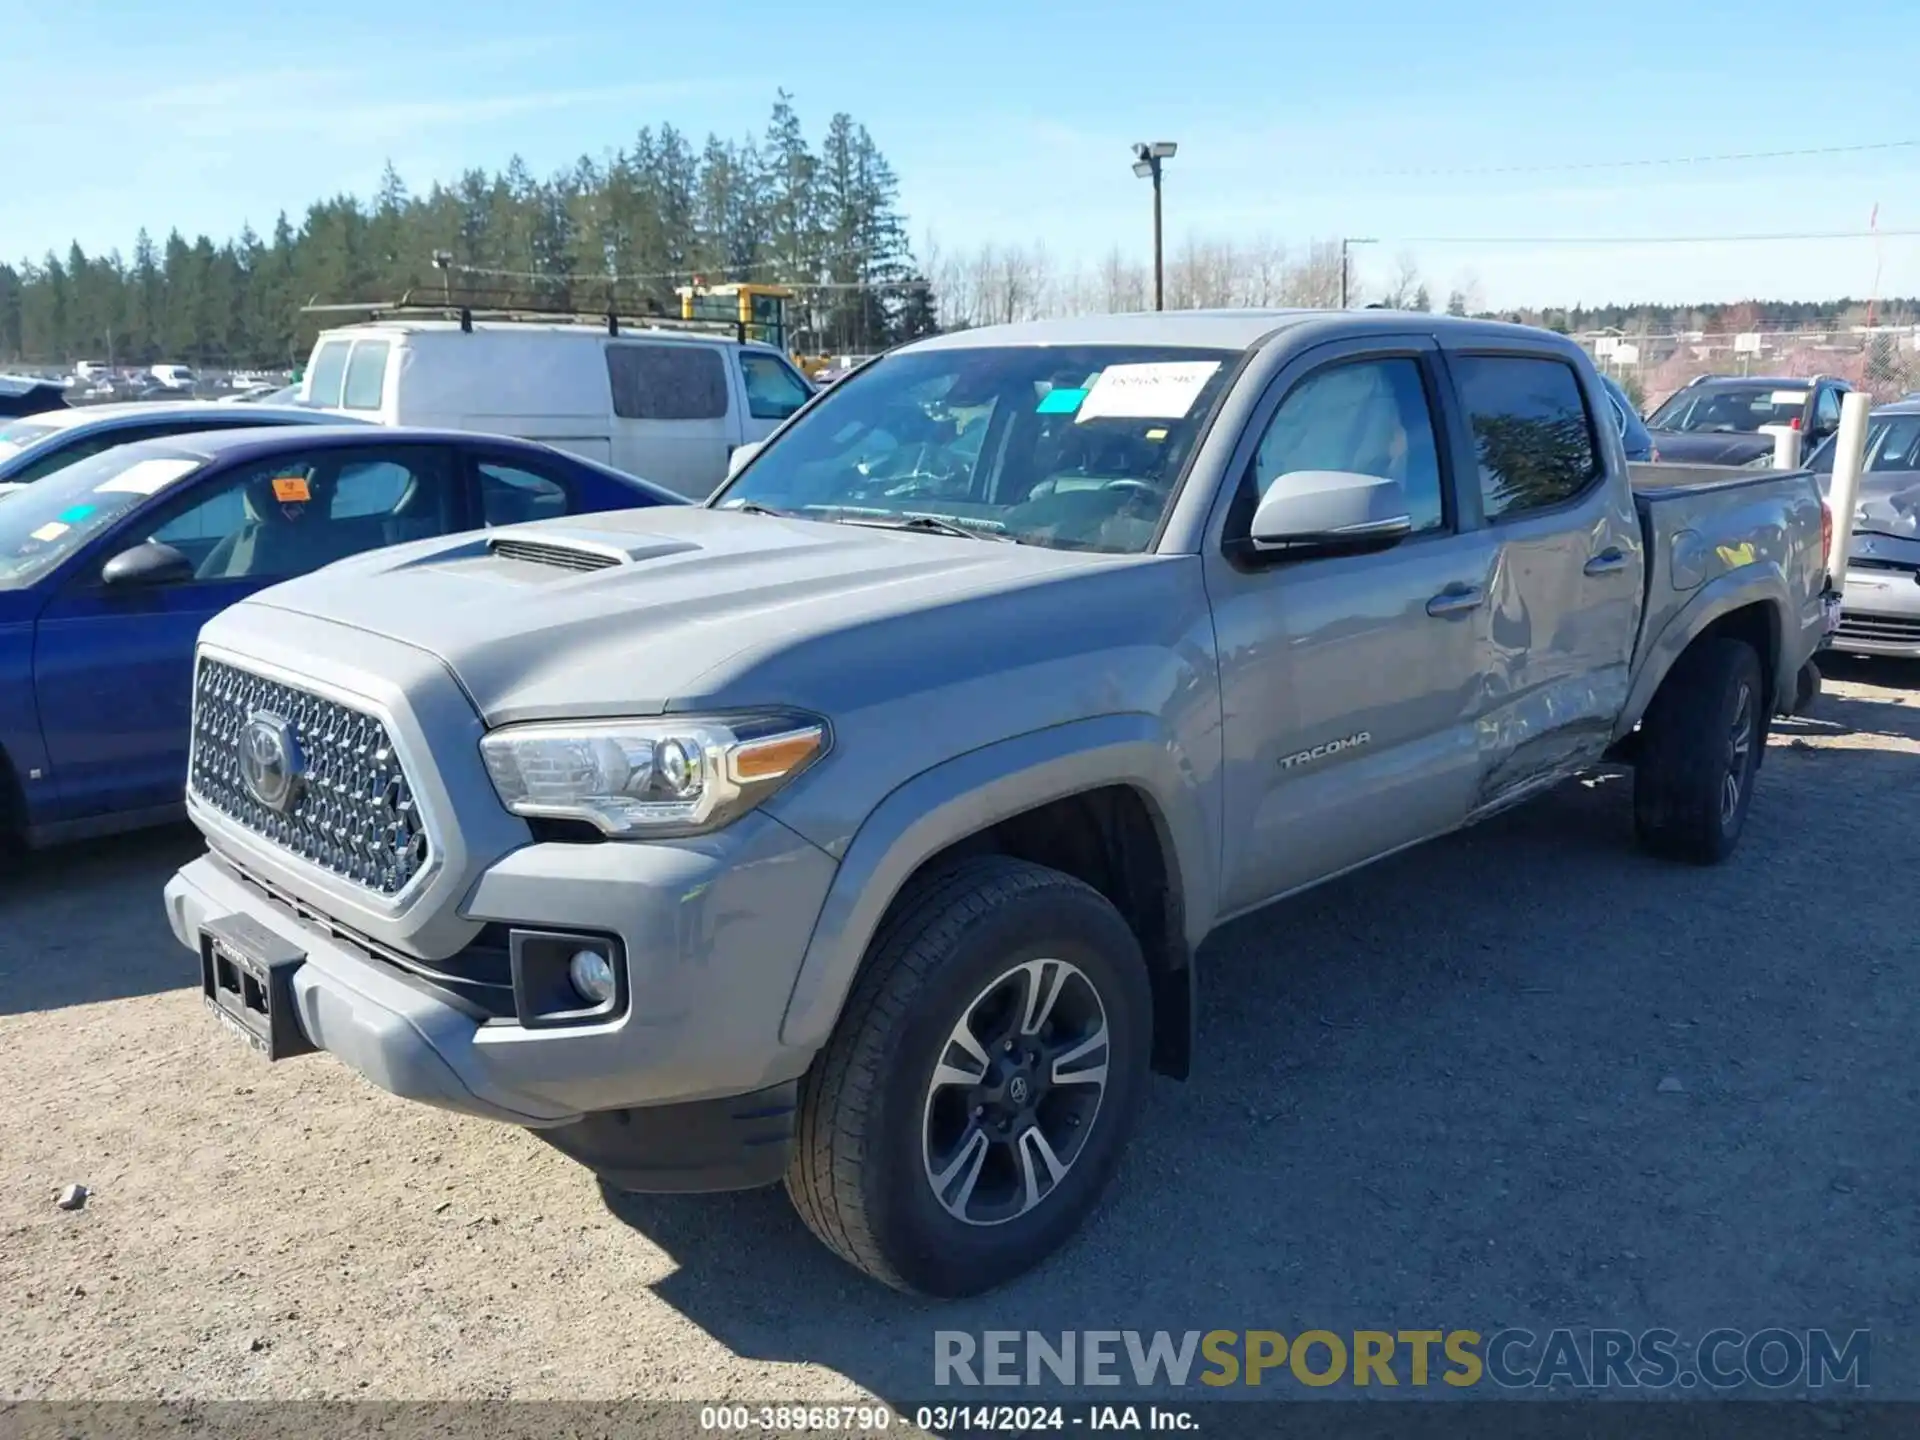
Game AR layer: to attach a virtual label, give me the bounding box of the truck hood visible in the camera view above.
[228,506,1156,724]
[1646,430,1774,466]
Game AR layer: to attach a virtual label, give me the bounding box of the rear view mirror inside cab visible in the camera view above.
[1248,471,1412,556]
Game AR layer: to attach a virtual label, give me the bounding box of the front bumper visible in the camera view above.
[1831,566,1920,657]
[164,810,841,1132]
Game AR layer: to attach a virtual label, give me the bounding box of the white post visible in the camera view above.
[1825,391,1873,581]
[1760,423,1801,470]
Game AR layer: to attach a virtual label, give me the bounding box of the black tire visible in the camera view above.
[1793,659,1823,716]
[785,855,1152,1297]
[1632,638,1766,865]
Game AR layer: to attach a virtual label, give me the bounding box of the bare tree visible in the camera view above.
[1379,250,1424,309]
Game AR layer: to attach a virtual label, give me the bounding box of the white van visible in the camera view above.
[299,321,816,500]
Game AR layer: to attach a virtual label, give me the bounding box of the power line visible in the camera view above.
[1371,138,1919,179]
[1376,227,1920,246]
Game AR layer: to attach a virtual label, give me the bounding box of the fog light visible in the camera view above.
[568,948,616,1006]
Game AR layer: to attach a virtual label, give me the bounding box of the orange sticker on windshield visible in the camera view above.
[271,475,311,503]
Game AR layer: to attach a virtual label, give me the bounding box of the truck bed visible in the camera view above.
[1628,460,1796,497]
[1626,459,1827,720]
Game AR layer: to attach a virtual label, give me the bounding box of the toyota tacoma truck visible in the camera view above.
[163,311,1837,1297]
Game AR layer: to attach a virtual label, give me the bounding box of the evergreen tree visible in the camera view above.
[1,92,928,366]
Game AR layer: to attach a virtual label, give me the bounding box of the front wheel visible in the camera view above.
[785,856,1152,1297]
[1632,638,1766,864]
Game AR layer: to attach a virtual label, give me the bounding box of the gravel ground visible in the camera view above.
[3,658,1919,1405]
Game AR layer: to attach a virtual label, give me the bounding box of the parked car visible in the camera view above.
[1597,372,1655,461]
[0,402,358,497]
[221,383,302,405]
[1645,373,1853,466]
[300,319,817,501]
[163,311,1832,1297]
[0,427,681,849]
[150,363,198,391]
[0,376,70,420]
[1806,396,1920,657]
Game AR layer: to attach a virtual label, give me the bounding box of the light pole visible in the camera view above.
[1131,141,1177,311]
[1340,236,1376,309]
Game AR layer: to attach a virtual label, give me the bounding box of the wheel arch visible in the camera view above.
[777,714,1215,1078]
[1619,573,1792,737]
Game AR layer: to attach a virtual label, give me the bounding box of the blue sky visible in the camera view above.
[4,0,1917,310]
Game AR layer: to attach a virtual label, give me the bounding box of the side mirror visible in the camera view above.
[1247,471,1413,555]
[101,541,193,587]
[726,440,766,479]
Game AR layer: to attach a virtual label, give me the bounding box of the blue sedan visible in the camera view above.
[0,425,680,848]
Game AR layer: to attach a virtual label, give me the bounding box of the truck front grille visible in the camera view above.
[189,659,433,897]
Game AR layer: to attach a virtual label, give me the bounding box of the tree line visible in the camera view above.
[925,235,1919,337]
[0,92,933,370]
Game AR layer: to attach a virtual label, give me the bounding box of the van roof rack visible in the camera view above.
[300,285,750,342]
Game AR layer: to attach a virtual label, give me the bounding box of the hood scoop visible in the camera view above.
[485,527,703,574]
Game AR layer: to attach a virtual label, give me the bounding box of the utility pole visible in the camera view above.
[1340,237,1376,310]
[1132,142,1178,311]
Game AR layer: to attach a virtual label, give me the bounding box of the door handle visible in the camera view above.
[1584,547,1628,577]
[1425,584,1484,618]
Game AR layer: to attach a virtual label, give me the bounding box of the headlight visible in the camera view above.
[479,712,828,837]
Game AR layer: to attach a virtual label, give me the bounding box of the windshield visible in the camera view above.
[0,420,60,460]
[1809,414,1920,476]
[0,446,205,589]
[1647,385,1807,434]
[711,344,1239,553]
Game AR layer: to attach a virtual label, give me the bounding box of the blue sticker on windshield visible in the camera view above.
[58,504,96,524]
[1037,387,1087,415]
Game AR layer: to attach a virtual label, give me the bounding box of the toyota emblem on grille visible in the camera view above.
[239,712,305,813]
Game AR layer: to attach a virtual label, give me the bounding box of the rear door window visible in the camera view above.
[305,341,352,407]
[1451,355,1601,520]
[341,341,391,411]
[606,343,729,420]
[478,460,571,524]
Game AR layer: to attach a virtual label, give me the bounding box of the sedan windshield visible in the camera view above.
[1647,385,1807,434]
[0,446,206,589]
[711,344,1240,554]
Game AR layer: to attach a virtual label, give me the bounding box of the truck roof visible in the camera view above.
[902,308,1576,354]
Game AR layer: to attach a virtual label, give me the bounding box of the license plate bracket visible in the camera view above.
[1820,590,1845,638]
[199,914,317,1061]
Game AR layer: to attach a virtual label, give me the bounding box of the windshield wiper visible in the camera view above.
[726,501,793,517]
[833,514,1015,543]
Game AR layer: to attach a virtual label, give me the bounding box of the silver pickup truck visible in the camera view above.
[164,311,1836,1297]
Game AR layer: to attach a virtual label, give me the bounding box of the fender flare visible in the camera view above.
[1617,566,1792,737]
[777,713,1216,1053]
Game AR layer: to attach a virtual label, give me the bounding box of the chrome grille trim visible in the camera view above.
[189,658,433,897]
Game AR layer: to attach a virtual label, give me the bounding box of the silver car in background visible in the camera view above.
[1809,398,1920,657]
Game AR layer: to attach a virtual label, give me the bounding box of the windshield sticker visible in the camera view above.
[1145,427,1169,441]
[96,457,201,496]
[57,504,95,524]
[1076,361,1221,423]
[1770,391,1810,406]
[1036,386,1088,415]
[271,475,312,504]
[30,522,69,543]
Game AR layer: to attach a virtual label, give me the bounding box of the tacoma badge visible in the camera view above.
[1279,732,1371,770]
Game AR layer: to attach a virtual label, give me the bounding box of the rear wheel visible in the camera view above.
[1632,638,1766,864]
[785,856,1152,1296]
